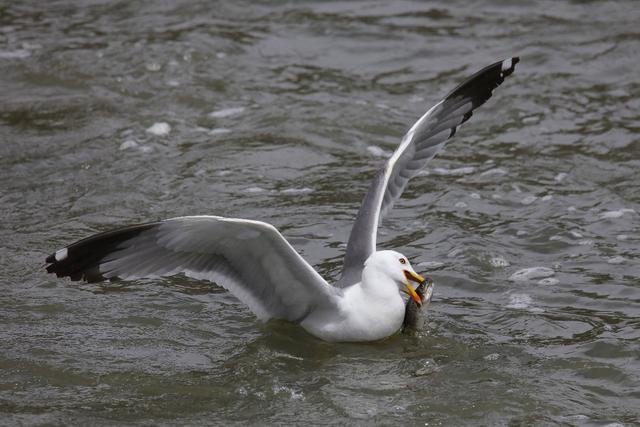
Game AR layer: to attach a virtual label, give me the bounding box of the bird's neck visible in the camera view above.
[360,267,401,301]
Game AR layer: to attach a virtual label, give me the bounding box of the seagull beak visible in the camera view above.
[403,270,426,305]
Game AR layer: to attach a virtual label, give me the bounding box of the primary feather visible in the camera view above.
[338,57,519,286]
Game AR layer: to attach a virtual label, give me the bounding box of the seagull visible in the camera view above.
[46,57,519,342]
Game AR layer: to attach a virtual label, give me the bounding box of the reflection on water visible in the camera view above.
[1,0,639,425]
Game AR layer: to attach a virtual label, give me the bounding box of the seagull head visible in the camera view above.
[365,250,426,306]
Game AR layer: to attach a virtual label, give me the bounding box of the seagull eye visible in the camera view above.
[399,258,406,264]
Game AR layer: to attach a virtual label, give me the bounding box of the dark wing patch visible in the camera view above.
[46,222,159,282]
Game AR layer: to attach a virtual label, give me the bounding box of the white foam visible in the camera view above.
[521,195,537,205]
[454,201,467,208]
[538,278,558,286]
[55,248,68,261]
[139,145,154,154]
[600,208,635,219]
[244,186,266,193]
[484,353,500,361]
[119,140,139,150]
[272,385,305,401]
[541,195,553,201]
[509,267,554,282]
[145,62,161,71]
[480,167,507,177]
[209,107,245,118]
[554,172,568,182]
[616,234,628,241]
[490,256,510,268]
[470,192,481,199]
[146,122,171,136]
[0,49,30,59]
[281,187,313,195]
[607,256,626,265]
[431,166,475,176]
[366,145,391,157]
[506,293,532,309]
[209,128,231,135]
[522,116,540,125]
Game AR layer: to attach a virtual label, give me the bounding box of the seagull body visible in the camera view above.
[302,251,417,342]
[46,57,519,342]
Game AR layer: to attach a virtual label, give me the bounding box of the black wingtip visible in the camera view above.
[436,56,519,126]
[500,57,519,80]
[45,222,159,282]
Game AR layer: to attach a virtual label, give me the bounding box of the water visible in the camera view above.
[1,0,639,425]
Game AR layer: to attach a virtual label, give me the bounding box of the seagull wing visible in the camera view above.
[46,215,338,322]
[338,58,519,286]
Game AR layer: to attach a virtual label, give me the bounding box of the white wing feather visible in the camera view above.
[46,216,338,322]
[338,58,519,286]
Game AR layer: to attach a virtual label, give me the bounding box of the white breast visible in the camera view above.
[301,281,405,342]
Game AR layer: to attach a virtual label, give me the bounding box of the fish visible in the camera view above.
[401,276,434,334]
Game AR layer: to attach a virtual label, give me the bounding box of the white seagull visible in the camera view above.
[46,57,519,342]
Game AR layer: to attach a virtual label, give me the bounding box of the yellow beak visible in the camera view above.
[403,270,426,305]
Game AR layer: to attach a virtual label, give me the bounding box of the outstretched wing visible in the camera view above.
[46,216,338,322]
[338,58,519,286]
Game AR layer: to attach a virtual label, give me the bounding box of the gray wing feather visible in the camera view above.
[46,216,337,322]
[338,57,519,286]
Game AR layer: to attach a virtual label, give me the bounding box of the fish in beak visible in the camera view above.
[403,270,426,306]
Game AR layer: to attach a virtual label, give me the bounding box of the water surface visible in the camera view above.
[1,1,639,425]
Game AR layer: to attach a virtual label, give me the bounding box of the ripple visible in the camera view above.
[208,128,231,135]
[508,267,555,282]
[209,107,245,118]
[490,256,510,268]
[280,187,314,195]
[599,208,635,219]
[0,49,31,59]
[506,293,533,309]
[366,145,392,157]
[119,140,139,150]
[3,0,639,425]
[414,358,439,376]
[430,166,476,176]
